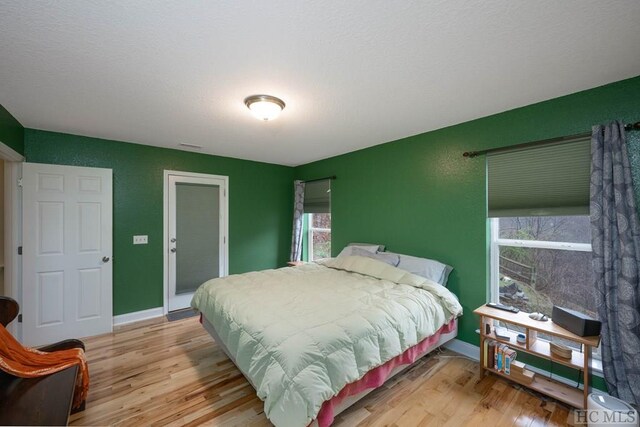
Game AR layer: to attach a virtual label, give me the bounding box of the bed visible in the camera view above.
[191,255,463,427]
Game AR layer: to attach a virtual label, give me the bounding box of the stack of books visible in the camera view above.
[510,360,535,384]
[484,339,535,384]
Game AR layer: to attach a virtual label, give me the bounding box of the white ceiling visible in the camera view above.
[1,1,639,166]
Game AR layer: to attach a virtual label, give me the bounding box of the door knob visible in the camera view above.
[170,248,177,253]
[102,256,110,263]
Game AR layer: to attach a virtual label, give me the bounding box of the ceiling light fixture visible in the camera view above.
[244,95,285,121]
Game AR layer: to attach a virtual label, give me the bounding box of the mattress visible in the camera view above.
[191,256,463,427]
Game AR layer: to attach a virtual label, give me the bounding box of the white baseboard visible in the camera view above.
[443,338,603,389]
[444,338,481,360]
[113,307,164,326]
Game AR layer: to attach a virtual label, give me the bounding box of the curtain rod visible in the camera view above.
[302,175,336,183]
[463,121,640,158]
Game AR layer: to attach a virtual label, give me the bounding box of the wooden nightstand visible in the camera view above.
[475,304,600,409]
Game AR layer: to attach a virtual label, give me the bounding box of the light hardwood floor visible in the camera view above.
[70,316,576,426]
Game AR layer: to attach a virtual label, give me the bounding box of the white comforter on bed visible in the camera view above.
[191,256,463,427]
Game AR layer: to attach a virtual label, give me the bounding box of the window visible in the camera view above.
[486,137,601,364]
[491,215,601,360]
[307,213,331,261]
[487,137,594,317]
[302,178,331,261]
[491,215,594,316]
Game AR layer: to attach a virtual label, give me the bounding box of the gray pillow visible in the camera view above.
[440,265,453,286]
[338,244,379,257]
[349,247,400,267]
[386,252,453,286]
[348,242,386,252]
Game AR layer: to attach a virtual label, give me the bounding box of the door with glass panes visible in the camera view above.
[166,171,228,312]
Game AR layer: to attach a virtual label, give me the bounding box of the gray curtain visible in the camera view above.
[590,121,640,405]
[290,180,305,262]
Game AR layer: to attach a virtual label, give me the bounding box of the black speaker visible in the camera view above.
[552,306,601,337]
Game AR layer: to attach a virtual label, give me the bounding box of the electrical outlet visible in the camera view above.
[133,235,148,245]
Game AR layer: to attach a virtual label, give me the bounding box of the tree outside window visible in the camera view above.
[308,213,331,261]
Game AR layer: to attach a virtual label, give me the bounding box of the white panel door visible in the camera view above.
[22,162,112,346]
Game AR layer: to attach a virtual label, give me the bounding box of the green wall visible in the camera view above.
[10,75,640,390]
[25,129,294,315]
[0,104,25,155]
[294,76,640,388]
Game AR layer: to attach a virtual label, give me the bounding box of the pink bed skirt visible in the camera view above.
[314,318,457,427]
[199,314,456,427]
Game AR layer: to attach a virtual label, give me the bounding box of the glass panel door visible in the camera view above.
[175,183,220,295]
[167,173,227,312]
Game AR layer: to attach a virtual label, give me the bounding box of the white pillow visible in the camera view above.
[338,244,380,257]
[387,252,453,286]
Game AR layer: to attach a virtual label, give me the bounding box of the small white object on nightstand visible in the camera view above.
[528,312,548,321]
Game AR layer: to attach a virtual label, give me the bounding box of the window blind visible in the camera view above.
[304,179,331,213]
[487,137,591,217]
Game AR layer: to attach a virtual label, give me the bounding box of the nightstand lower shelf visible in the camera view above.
[486,367,583,409]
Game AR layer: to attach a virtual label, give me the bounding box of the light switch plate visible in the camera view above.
[133,235,148,245]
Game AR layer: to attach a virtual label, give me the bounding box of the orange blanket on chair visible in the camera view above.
[0,325,89,409]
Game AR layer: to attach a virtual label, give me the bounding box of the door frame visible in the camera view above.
[162,170,229,314]
[0,142,24,338]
